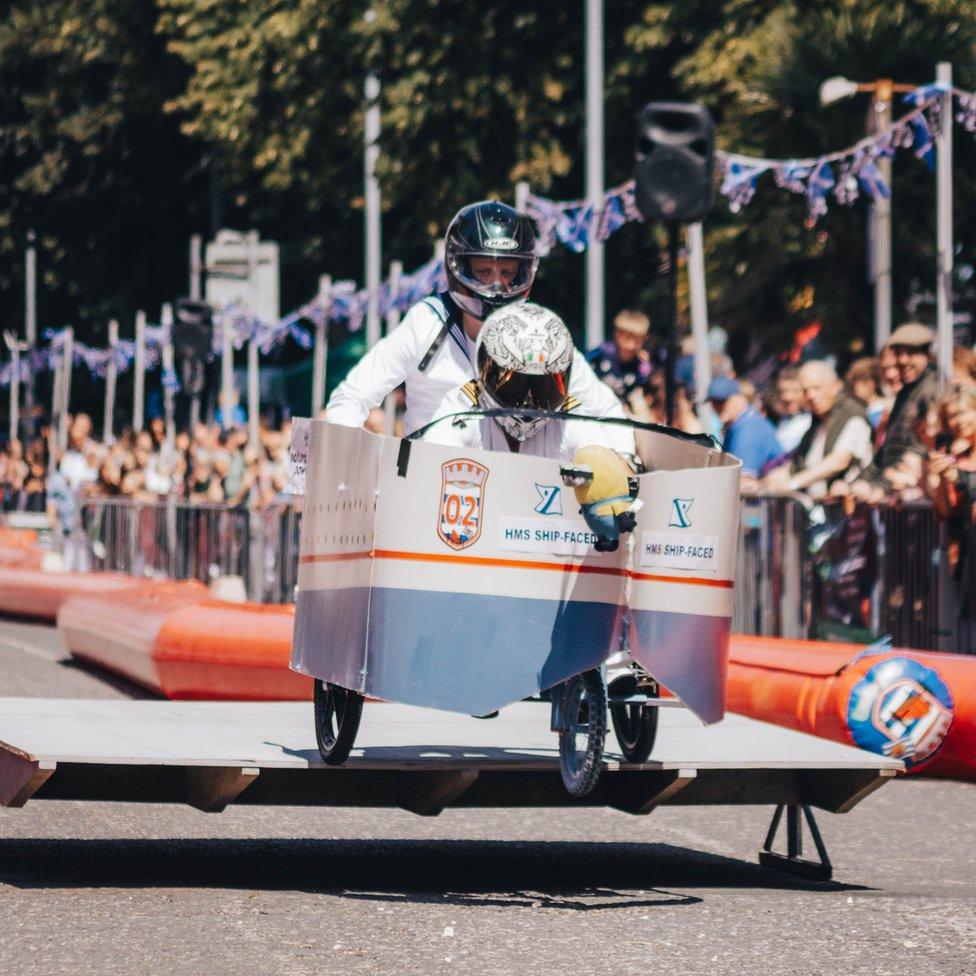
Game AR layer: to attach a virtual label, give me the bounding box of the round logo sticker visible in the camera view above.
[846,656,954,769]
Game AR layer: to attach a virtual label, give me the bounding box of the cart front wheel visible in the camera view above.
[558,669,607,798]
[610,700,658,763]
[313,680,363,765]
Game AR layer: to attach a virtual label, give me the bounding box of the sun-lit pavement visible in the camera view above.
[1,618,973,976]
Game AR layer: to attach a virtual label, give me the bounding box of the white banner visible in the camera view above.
[286,417,311,496]
[497,517,603,556]
[640,531,720,572]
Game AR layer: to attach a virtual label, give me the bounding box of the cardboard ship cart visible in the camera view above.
[291,420,741,796]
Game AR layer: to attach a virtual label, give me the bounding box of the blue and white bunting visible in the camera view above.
[7,82,976,390]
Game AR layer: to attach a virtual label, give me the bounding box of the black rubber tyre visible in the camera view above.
[313,680,364,766]
[558,669,607,798]
[611,699,658,763]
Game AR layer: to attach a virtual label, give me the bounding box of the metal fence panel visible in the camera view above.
[76,494,975,654]
[732,495,811,639]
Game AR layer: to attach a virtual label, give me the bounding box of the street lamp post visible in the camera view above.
[24,230,37,424]
[819,76,917,352]
[584,0,605,351]
[364,72,382,352]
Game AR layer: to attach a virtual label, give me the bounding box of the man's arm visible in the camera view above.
[325,305,430,427]
[787,417,872,491]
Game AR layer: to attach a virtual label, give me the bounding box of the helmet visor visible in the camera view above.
[451,253,537,300]
[481,361,570,413]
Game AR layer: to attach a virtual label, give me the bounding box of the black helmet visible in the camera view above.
[444,200,538,320]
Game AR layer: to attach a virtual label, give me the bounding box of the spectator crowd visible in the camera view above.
[0,413,294,524]
[2,311,976,539]
[591,311,976,527]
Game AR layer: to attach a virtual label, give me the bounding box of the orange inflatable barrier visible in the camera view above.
[0,544,43,570]
[0,526,39,548]
[154,601,310,700]
[728,635,976,781]
[58,580,210,695]
[0,566,143,622]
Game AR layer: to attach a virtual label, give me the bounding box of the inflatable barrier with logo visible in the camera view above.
[727,636,976,782]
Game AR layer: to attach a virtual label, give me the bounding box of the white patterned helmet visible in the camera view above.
[475,303,574,441]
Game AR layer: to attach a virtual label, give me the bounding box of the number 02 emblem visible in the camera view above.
[438,459,489,551]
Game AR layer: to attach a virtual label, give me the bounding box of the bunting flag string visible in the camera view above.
[3,82,974,390]
[526,82,955,233]
[0,255,451,389]
[524,180,642,256]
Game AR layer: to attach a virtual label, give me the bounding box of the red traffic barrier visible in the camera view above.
[0,527,39,548]
[727,635,976,781]
[58,580,210,695]
[0,566,143,622]
[0,544,43,570]
[153,600,310,701]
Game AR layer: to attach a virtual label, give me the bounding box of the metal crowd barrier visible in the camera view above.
[76,497,303,605]
[877,501,976,655]
[733,494,812,639]
[736,494,974,654]
[75,493,975,653]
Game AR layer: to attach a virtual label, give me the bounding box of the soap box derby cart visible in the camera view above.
[290,416,741,796]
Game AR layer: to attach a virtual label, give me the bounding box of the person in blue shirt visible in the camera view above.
[587,309,652,404]
[707,376,784,483]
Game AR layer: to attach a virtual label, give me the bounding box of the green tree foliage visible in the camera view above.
[155,0,682,328]
[632,0,976,351]
[0,0,208,343]
[156,0,368,307]
[3,0,976,368]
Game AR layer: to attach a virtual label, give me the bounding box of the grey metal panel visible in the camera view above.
[629,609,729,724]
[291,422,383,686]
[292,587,370,692]
[361,587,618,715]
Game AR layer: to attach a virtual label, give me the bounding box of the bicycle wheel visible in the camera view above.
[313,680,364,765]
[558,669,607,798]
[610,699,658,763]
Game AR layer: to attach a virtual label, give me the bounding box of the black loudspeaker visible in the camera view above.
[634,102,715,223]
[173,298,213,397]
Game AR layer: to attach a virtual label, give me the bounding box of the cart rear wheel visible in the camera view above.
[558,669,607,798]
[610,700,658,763]
[313,681,363,765]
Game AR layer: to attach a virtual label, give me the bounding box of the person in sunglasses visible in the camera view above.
[424,303,634,459]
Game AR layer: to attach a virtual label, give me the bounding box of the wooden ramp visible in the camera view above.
[0,697,899,814]
[0,698,903,880]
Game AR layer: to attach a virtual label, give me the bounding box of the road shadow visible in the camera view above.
[266,741,560,764]
[57,658,158,700]
[0,837,865,907]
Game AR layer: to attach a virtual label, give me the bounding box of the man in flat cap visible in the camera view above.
[848,323,938,501]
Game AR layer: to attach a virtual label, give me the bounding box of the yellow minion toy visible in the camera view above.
[560,445,639,552]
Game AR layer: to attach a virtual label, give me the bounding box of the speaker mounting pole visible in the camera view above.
[665,223,680,427]
[584,0,605,350]
[633,100,715,427]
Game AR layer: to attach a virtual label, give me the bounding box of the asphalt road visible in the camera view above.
[0,617,974,976]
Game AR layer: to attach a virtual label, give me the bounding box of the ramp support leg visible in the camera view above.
[397,770,479,817]
[0,753,56,808]
[759,804,832,882]
[186,766,260,813]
